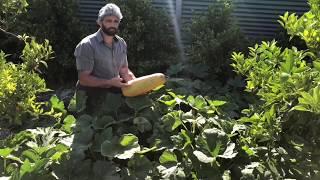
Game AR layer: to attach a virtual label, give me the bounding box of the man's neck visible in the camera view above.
[103,35,114,46]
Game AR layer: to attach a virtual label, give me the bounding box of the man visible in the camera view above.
[74,3,135,113]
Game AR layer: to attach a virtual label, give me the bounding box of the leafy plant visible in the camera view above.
[0,0,28,30]
[186,0,248,74]
[7,0,88,85]
[230,0,320,177]
[0,51,47,126]
[108,0,179,75]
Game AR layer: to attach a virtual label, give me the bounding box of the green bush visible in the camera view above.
[8,0,88,85]
[186,0,248,74]
[231,0,320,178]
[0,36,52,126]
[108,0,179,75]
[0,0,28,30]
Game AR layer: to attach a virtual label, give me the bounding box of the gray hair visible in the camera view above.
[97,3,123,23]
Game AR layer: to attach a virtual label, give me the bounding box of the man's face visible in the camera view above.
[100,16,120,36]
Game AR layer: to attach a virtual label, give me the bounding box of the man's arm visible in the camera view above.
[79,70,129,88]
[120,66,136,82]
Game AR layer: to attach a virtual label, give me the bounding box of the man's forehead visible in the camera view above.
[103,16,120,20]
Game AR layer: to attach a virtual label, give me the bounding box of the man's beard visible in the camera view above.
[101,25,118,36]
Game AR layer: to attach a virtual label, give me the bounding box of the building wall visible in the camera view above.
[77,0,309,40]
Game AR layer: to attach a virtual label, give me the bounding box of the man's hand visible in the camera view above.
[109,77,130,88]
[120,66,136,82]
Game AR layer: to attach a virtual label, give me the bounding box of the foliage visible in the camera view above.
[0,36,52,126]
[1,0,320,179]
[186,0,248,74]
[20,35,54,73]
[6,0,88,85]
[108,0,179,75]
[278,0,320,56]
[230,0,320,177]
[0,0,28,30]
[0,96,75,179]
[0,52,46,126]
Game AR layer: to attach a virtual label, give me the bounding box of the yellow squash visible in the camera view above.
[122,73,166,97]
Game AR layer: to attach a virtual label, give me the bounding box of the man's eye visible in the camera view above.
[106,20,119,23]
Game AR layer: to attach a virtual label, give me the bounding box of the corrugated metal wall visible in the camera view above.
[77,0,309,40]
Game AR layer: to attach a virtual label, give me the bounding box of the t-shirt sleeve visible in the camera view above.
[121,40,129,67]
[74,42,94,72]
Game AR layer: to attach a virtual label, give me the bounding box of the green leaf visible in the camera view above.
[49,95,66,113]
[62,115,76,134]
[93,161,121,180]
[242,145,256,156]
[157,165,186,179]
[133,117,152,133]
[291,105,310,112]
[313,61,320,72]
[127,155,153,179]
[162,111,183,132]
[193,150,214,163]
[126,96,153,112]
[209,100,227,107]
[102,93,123,112]
[93,116,115,130]
[101,134,140,159]
[21,149,40,162]
[218,143,238,159]
[119,134,138,147]
[92,127,113,152]
[159,150,178,164]
[187,95,207,110]
[203,128,228,154]
[0,148,13,158]
[75,90,87,113]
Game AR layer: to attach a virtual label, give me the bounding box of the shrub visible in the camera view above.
[108,0,179,75]
[231,0,320,178]
[0,0,28,30]
[186,0,248,75]
[8,0,88,85]
[0,37,52,126]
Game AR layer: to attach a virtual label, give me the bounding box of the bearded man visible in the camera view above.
[74,3,135,113]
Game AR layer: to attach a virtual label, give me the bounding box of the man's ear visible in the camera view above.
[97,21,102,27]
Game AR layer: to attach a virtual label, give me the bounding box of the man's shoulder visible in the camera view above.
[79,33,98,45]
[115,35,127,47]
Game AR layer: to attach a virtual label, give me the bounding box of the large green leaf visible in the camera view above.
[101,134,140,159]
[93,160,121,180]
[126,96,153,112]
[161,111,183,132]
[92,127,113,152]
[126,155,153,179]
[187,95,207,110]
[133,117,152,133]
[203,128,228,155]
[93,116,115,130]
[102,93,123,113]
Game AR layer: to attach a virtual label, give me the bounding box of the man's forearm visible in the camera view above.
[79,74,111,88]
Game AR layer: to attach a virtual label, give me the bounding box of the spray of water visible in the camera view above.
[167,0,186,62]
